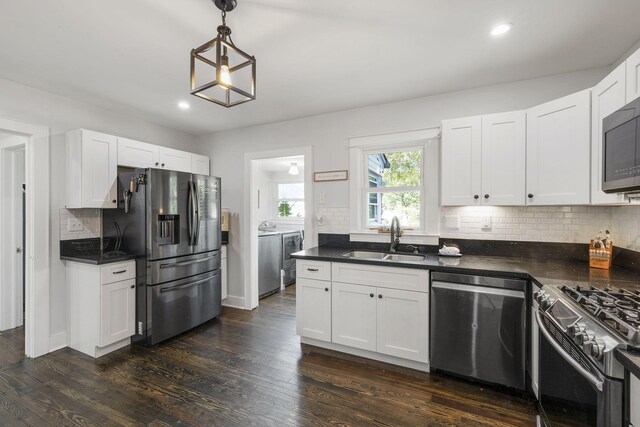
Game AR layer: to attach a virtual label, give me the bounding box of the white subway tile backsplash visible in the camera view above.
[59,208,102,240]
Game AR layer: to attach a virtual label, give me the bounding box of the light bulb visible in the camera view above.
[219,54,232,88]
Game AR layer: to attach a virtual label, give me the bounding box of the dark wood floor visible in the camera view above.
[0,286,537,426]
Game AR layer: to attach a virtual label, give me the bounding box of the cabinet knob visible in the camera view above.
[473,194,479,200]
[528,193,534,198]
[161,163,165,167]
[155,162,159,166]
[378,294,383,299]
[484,194,489,199]
[130,285,135,289]
[325,287,329,292]
[112,199,117,203]
[370,293,374,298]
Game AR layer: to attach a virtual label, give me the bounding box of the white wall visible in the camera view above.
[195,66,610,303]
[0,77,199,347]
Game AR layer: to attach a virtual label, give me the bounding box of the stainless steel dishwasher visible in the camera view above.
[430,272,527,389]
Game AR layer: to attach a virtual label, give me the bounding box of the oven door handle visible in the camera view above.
[535,311,604,392]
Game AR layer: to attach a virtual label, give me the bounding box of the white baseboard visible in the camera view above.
[222,295,245,309]
[49,331,67,352]
[301,337,430,372]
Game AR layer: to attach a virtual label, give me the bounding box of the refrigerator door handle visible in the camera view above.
[187,181,198,246]
[159,253,218,269]
[187,181,193,245]
[194,181,200,246]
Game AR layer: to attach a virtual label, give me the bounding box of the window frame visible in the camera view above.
[348,127,440,245]
[362,146,424,229]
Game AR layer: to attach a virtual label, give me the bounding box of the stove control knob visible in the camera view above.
[590,339,605,360]
[540,296,556,310]
[574,322,586,334]
[580,330,596,346]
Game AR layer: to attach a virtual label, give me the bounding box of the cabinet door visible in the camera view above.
[296,278,331,342]
[192,154,210,176]
[332,282,376,351]
[158,147,192,173]
[81,130,118,208]
[531,302,540,398]
[627,47,640,103]
[526,90,591,205]
[117,137,159,168]
[441,116,482,206]
[481,111,526,206]
[631,373,640,427]
[376,288,428,362]
[100,279,135,347]
[592,64,627,205]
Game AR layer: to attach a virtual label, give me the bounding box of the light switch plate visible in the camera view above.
[481,216,492,230]
[67,218,84,232]
[319,192,326,204]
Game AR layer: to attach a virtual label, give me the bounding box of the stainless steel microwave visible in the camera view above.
[602,96,640,193]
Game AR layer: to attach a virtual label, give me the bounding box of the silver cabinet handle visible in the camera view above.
[535,311,603,392]
[160,274,218,293]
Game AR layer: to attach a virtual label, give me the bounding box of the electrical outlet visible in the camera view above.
[138,321,143,335]
[481,216,492,230]
[319,192,326,204]
[67,218,84,232]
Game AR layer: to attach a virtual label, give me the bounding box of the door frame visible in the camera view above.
[0,117,50,358]
[243,146,314,310]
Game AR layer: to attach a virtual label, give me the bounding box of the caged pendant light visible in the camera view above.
[190,0,256,108]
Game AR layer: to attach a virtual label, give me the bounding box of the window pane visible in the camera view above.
[367,151,421,188]
[278,200,305,218]
[366,191,420,228]
[278,183,304,199]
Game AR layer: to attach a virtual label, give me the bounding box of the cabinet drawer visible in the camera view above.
[332,262,429,293]
[101,261,135,284]
[296,260,331,281]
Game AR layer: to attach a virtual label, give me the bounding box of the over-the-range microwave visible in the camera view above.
[603,96,640,193]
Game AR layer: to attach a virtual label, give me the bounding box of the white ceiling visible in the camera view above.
[2,0,640,135]
[256,155,304,174]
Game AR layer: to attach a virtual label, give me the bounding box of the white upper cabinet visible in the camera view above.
[627,47,640,102]
[481,111,526,206]
[117,137,159,168]
[591,63,627,205]
[158,147,192,173]
[526,90,591,205]
[66,129,118,209]
[441,116,482,206]
[192,154,211,176]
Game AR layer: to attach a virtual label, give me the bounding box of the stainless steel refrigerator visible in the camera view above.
[103,169,222,345]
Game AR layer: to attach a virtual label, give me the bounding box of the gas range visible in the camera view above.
[535,284,640,379]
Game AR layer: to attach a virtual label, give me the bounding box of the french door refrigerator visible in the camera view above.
[103,168,222,345]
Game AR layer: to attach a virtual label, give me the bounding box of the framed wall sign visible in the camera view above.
[314,170,349,182]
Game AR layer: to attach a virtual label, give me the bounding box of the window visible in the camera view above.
[275,182,304,219]
[365,150,422,228]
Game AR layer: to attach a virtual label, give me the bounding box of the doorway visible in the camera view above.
[0,134,26,354]
[244,147,314,310]
[0,117,49,359]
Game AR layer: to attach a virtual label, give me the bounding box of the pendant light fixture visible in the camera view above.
[190,0,256,108]
[288,163,299,176]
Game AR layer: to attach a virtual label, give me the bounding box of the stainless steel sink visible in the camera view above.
[341,250,387,259]
[341,250,425,262]
[384,253,426,262]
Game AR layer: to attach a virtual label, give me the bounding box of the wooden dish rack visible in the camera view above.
[589,240,613,270]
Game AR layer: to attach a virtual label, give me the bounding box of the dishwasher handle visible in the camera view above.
[432,281,525,299]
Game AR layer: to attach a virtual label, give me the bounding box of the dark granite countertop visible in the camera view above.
[60,253,139,265]
[292,245,640,377]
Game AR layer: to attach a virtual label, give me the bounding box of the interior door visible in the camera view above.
[191,175,221,254]
[147,169,192,260]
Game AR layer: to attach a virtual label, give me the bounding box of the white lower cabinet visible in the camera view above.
[296,260,429,368]
[631,374,640,427]
[332,282,377,351]
[68,260,136,358]
[297,277,332,342]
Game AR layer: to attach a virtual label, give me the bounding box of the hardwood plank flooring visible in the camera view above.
[0,285,538,426]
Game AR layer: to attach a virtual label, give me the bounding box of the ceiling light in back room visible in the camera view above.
[190,0,256,108]
[178,101,190,110]
[289,163,299,176]
[491,23,512,36]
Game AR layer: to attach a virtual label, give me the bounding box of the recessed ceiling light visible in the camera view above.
[491,23,512,36]
[178,101,190,110]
